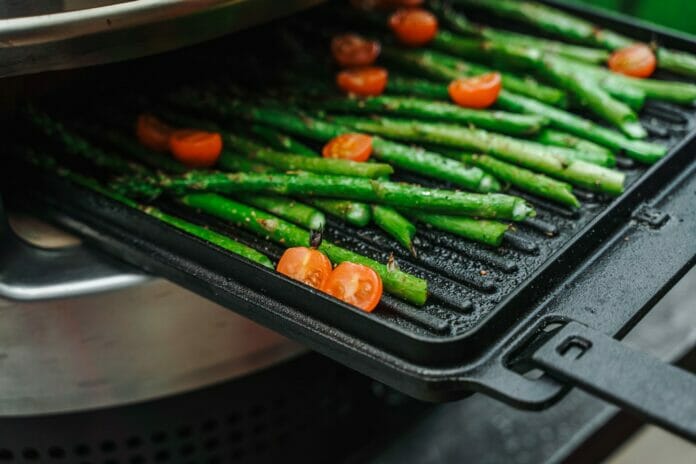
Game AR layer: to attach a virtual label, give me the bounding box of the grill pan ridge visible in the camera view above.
[3,0,696,424]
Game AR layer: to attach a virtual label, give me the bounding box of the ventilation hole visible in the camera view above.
[0,449,13,461]
[154,450,170,462]
[176,426,193,438]
[319,395,332,409]
[230,448,245,460]
[125,437,142,449]
[74,445,90,457]
[100,441,117,453]
[252,423,268,435]
[255,442,269,455]
[179,444,195,457]
[150,432,167,444]
[228,429,243,442]
[340,402,355,417]
[201,419,218,432]
[204,438,219,451]
[207,458,220,464]
[129,456,145,464]
[103,459,118,464]
[249,405,267,418]
[48,447,66,459]
[22,449,39,460]
[226,413,240,424]
[275,413,288,427]
[271,398,286,410]
[275,432,289,445]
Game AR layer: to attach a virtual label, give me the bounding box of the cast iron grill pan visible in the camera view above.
[5,0,696,441]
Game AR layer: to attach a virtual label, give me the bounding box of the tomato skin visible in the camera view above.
[168,129,222,167]
[276,247,333,290]
[608,44,656,78]
[448,72,502,109]
[322,262,383,312]
[388,8,438,47]
[322,133,373,162]
[332,34,381,68]
[136,114,173,152]
[336,67,389,97]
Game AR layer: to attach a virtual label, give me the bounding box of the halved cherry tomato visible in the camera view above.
[336,66,388,97]
[388,8,438,47]
[168,129,222,167]
[448,72,502,109]
[322,133,373,162]
[322,262,383,312]
[276,247,333,290]
[331,34,381,68]
[136,114,173,152]
[608,44,656,78]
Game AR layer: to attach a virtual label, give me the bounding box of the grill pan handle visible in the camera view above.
[531,321,696,442]
[0,195,146,300]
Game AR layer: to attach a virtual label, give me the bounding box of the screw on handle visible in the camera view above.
[531,321,696,442]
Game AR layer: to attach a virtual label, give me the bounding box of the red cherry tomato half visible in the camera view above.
[322,262,383,312]
[276,247,333,290]
[136,114,173,152]
[168,129,222,168]
[608,43,656,78]
[388,8,438,47]
[331,34,381,68]
[336,66,389,97]
[322,133,373,162]
[448,72,502,109]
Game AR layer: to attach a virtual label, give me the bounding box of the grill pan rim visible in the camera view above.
[20,126,696,365]
[4,0,696,396]
[23,142,694,407]
[19,122,695,366]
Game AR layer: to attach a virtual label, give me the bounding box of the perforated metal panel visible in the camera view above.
[0,354,384,464]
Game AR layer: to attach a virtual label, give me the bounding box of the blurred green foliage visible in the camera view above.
[562,0,696,34]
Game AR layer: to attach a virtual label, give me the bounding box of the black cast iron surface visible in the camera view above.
[349,267,696,464]
[3,1,696,408]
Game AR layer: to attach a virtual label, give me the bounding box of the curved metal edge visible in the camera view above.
[0,278,308,416]
[0,266,148,301]
[0,0,325,78]
[1,1,256,47]
[0,194,148,301]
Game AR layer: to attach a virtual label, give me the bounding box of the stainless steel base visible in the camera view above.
[0,279,306,416]
[0,208,305,417]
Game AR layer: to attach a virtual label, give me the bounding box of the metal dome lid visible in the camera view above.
[0,0,323,79]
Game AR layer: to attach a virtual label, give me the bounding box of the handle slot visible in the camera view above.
[556,336,592,359]
[531,321,696,442]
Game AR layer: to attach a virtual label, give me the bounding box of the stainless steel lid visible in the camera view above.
[0,0,323,78]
